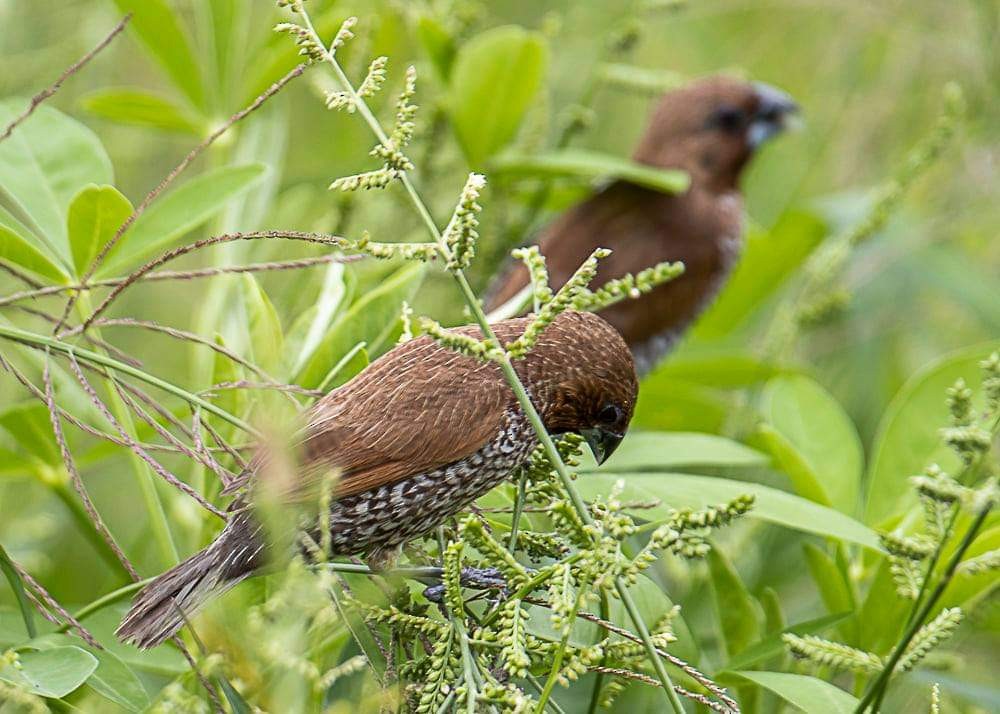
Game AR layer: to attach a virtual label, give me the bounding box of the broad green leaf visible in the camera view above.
[726,612,851,671]
[759,375,863,514]
[0,214,69,282]
[296,263,425,389]
[728,671,858,714]
[449,25,548,167]
[241,274,283,375]
[0,100,113,265]
[111,0,206,108]
[592,431,768,472]
[218,675,253,714]
[575,472,882,550]
[491,149,689,194]
[857,557,909,653]
[80,88,203,134]
[759,588,785,636]
[865,341,1000,525]
[67,184,133,276]
[708,547,760,656]
[27,634,148,712]
[693,209,827,339]
[100,163,267,274]
[417,15,456,81]
[0,646,97,698]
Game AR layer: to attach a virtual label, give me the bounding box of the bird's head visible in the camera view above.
[507,311,638,465]
[633,75,799,191]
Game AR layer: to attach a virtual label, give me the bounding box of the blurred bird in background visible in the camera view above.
[486,76,799,374]
[117,311,637,648]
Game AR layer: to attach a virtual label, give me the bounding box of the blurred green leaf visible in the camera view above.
[211,333,246,420]
[80,88,203,134]
[802,543,857,642]
[865,341,1000,525]
[296,263,425,389]
[316,343,369,395]
[758,374,863,514]
[756,425,830,506]
[218,674,252,714]
[111,0,206,108]
[241,274,284,375]
[594,431,768,472]
[491,149,689,194]
[0,206,70,283]
[632,380,729,432]
[693,209,827,339]
[449,25,548,167]
[0,402,61,466]
[726,612,850,671]
[647,350,789,389]
[286,263,350,377]
[941,524,1000,610]
[597,63,685,95]
[417,15,456,81]
[0,646,97,698]
[708,546,760,657]
[0,545,36,639]
[857,557,909,653]
[728,671,858,713]
[0,100,113,265]
[100,163,267,274]
[759,587,785,636]
[67,184,133,277]
[575,473,882,550]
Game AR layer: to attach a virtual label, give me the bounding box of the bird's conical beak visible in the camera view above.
[581,427,625,466]
[748,82,800,148]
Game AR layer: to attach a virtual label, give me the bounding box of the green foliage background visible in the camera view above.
[0,0,997,712]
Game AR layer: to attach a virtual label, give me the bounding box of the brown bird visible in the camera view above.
[117,310,637,648]
[485,76,799,374]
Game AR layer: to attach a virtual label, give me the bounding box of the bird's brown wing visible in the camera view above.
[281,323,531,501]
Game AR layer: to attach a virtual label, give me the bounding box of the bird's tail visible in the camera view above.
[116,513,263,649]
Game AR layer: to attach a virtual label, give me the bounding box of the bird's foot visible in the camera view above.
[422,566,508,603]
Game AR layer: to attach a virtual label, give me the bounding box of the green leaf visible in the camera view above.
[693,209,827,339]
[728,671,858,714]
[27,634,149,712]
[218,675,252,714]
[0,100,113,266]
[708,547,760,657]
[0,646,98,698]
[597,63,685,94]
[111,0,206,108]
[0,402,62,466]
[296,263,426,389]
[759,375,863,514]
[726,612,851,671]
[80,88,203,134]
[592,431,768,472]
[491,149,689,194]
[241,274,283,375]
[0,206,69,282]
[67,184,134,277]
[632,380,729,433]
[448,25,548,167]
[285,263,351,377]
[575,472,882,550]
[211,333,246,421]
[646,350,789,389]
[100,163,267,274]
[755,425,830,506]
[417,15,456,81]
[802,544,857,643]
[865,341,1000,525]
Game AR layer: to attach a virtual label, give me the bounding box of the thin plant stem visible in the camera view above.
[533,597,580,714]
[302,15,686,710]
[855,504,993,713]
[508,470,528,550]
[58,579,154,630]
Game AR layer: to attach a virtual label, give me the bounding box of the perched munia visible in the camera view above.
[485,76,799,374]
[117,310,637,648]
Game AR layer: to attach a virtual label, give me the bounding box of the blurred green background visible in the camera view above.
[1,0,998,711]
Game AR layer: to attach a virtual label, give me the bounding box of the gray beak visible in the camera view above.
[748,82,799,148]
[581,427,625,466]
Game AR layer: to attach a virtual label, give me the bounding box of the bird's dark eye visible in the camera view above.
[597,404,623,425]
[708,106,745,133]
